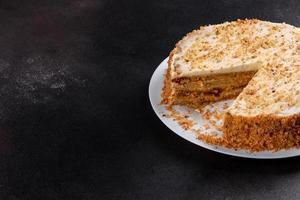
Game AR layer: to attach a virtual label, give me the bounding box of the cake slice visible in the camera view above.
[162,19,300,108]
[223,58,300,151]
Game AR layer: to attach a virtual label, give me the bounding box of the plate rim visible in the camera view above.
[148,57,300,159]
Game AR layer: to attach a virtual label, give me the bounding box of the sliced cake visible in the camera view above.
[162,19,300,151]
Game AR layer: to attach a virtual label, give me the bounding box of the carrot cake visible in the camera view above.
[162,19,300,151]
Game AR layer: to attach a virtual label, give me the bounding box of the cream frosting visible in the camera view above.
[170,19,299,78]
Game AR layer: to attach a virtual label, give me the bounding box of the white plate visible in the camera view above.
[149,57,300,159]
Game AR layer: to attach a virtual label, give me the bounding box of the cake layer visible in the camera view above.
[172,71,256,92]
[173,86,244,108]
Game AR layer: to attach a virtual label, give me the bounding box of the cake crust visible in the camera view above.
[223,113,300,151]
[161,49,175,104]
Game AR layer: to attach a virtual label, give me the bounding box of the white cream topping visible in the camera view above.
[228,58,300,116]
[171,20,298,78]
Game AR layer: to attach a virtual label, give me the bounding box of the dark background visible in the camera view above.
[0,0,298,199]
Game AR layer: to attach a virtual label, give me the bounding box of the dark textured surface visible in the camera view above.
[0,0,299,199]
